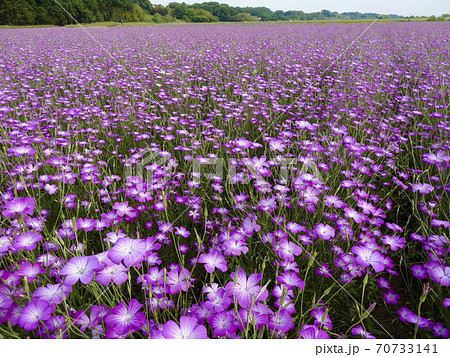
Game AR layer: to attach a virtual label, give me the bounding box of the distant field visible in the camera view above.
[1,17,445,30]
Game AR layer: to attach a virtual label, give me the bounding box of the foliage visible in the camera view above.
[0,0,421,26]
[0,0,150,25]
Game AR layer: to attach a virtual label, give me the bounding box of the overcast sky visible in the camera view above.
[155,0,450,16]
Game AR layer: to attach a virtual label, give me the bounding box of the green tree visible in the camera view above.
[191,8,218,22]
[190,2,220,16]
[70,0,96,23]
[131,0,153,14]
[284,10,306,21]
[231,12,257,22]
[274,10,285,21]
[321,9,332,17]
[168,2,190,20]
[153,5,167,16]
[214,4,237,21]
[34,0,72,25]
[0,0,36,25]
[127,3,146,21]
[260,13,277,21]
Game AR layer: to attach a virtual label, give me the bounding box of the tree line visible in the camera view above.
[0,0,433,26]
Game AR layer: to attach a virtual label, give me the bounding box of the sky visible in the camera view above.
[155,0,450,17]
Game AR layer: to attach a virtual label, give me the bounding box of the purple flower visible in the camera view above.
[351,246,386,273]
[385,222,403,233]
[33,284,72,305]
[311,307,333,329]
[277,272,305,290]
[105,299,146,335]
[299,325,331,339]
[443,298,450,308]
[162,316,209,339]
[277,240,302,262]
[344,207,369,223]
[351,325,376,339]
[316,263,333,278]
[315,223,335,241]
[17,261,45,282]
[0,236,13,254]
[174,226,190,238]
[44,184,59,195]
[202,283,220,299]
[204,287,232,313]
[410,183,434,194]
[147,297,174,314]
[432,322,449,338]
[45,315,66,333]
[66,108,80,117]
[138,267,164,287]
[258,196,277,213]
[269,309,294,336]
[341,180,356,188]
[269,139,285,152]
[112,201,136,218]
[158,222,173,233]
[430,219,450,228]
[383,290,399,304]
[166,268,193,294]
[191,303,214,323]
[2,197,36,217]
[96,262,129,286]
[403,311,432,329]
[234,137,252,149]
[187,179,200,188]
[73,305,107,333]
[60,256,100,286]
[178,244,189,254]
[36,253,58,267]
[209,310,237,337]
[14,232,42,251]
[18,300,54,331]
[198,249,228,273]
[422,151,450,165]
[382,235,406,251]
[411,265,428,279]
[238,307,270,330]
[357,200,377,215]
[223,239,248,256]
[242,215,261,235]
[428,265,450,286]
[76,218,95,232]
[286,222,305,233]
[107,237,146,267]
[8,145,36,157]
[225,268,268,309]
[324,195,346,209]
[397,307,415,322]
[104,230,126,244]
[0,294,13,311]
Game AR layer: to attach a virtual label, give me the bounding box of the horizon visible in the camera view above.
[155,0,450,17]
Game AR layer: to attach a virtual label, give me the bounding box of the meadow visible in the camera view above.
[0,21,449,339]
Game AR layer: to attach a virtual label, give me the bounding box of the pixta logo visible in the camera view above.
[124,148,174,187]
[125,148,325,187]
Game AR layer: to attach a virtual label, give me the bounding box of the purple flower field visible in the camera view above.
[0,22,449,339]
